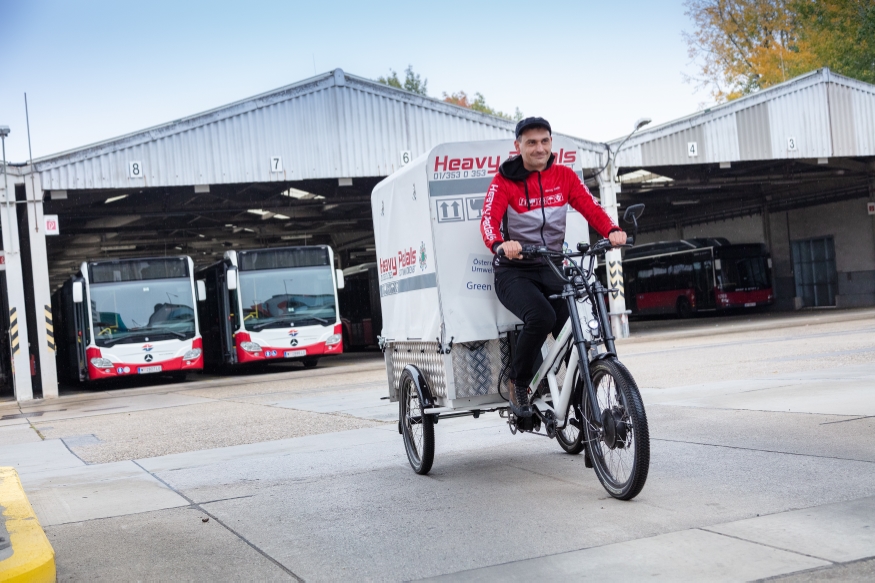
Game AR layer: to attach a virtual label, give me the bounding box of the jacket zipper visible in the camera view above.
[537,172,547,246]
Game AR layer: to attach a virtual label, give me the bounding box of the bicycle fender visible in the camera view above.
[403,364,436,405]
[590,352,617,364]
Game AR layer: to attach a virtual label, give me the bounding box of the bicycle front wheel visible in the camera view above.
[584,357,650,500]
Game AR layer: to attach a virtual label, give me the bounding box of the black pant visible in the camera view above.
[494,264,568,387]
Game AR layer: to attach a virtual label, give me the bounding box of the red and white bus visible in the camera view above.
[197,246,344,370]
[54,256,204,382]
[620,239,774,318]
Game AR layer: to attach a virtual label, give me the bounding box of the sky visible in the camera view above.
[0,0,707,163]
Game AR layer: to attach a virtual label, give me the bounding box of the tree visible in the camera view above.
[684,0,875,102]
[683,0,813,101]
[443,91,524,121]
[795,0,875,84]
[377,65,428,96]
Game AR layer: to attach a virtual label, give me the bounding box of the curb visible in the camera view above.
[0,467,55,582]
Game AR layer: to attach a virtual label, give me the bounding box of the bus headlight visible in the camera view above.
[90,357,113,369]
[182,348,202,361]
[325,334,342,346]
[239,342,262,353]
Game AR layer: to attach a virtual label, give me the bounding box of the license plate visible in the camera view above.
[284,350,306,358]
[744,302,756,307]
[138,365,162,374]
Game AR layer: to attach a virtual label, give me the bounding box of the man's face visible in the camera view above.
[515,127,552,171]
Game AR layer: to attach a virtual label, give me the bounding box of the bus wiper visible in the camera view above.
[149,329,188,339]
[250,318,295,331]
[249,316,330,331]
[102,329,188,345]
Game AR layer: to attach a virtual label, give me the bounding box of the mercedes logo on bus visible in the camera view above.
[145,354,154,362]
[290,339,298,346]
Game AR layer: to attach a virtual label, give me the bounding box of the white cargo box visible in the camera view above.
[371,138,592,409]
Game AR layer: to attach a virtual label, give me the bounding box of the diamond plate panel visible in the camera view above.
[450,338,511,399]
[386,342,447,402]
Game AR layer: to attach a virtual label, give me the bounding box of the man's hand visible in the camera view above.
[497,240,522,259]
[608,230,627,247]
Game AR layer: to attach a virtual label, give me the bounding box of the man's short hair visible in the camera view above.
[515,117,552,140]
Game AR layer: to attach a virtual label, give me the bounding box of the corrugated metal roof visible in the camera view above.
[34,68,605,190]
[613,68,875,168]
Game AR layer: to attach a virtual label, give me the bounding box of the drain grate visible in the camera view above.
[0,412,47,421]
[62,434,102,447]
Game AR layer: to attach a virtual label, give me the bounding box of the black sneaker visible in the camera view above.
[509,383,533,418]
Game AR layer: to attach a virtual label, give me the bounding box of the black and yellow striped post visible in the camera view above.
[9,306,20,357]
[45,305,54,353]
[608,260,625,301]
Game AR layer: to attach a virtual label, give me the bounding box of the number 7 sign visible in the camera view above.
[270,156,283,173]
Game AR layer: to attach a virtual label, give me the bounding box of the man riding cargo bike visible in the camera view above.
[372,124,650,500]
[482,117,627,419]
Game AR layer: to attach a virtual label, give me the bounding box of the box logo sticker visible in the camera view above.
[436,198,463,222]
[419,241,427,271]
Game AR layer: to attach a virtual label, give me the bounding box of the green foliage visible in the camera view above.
[377,65,429,96]
[377,66,523,121]
[684,0,875,101]
[794,0,875,84]
[442,91,524,121]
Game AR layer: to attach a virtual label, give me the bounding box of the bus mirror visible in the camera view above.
[196,280,207,302]
[336,269,345,290]
[226,268,238,291]
[72,281,83,303]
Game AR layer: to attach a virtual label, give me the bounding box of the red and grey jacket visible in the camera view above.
[480,153,619,268]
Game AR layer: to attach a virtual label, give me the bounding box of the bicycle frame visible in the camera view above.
[522,247,619,433]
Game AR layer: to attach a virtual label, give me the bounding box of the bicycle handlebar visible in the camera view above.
[495,238,627,259]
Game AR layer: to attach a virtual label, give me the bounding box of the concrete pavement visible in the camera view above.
[0,309,873,581]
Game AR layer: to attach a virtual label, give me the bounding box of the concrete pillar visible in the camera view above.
[597,166,629,339]
[1,169,34,401]
[24,170,58,398]
[868,175,875,266]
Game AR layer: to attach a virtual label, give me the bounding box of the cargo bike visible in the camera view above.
[371,139,650,500]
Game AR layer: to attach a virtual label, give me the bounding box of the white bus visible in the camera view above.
[54,256,204,383]
[197,246,344,370]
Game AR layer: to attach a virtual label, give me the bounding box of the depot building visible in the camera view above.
[1,67,873,402]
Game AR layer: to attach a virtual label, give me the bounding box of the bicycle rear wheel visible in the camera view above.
[399,368,434,475]
[556,373,585,455]
[584,357,649,500]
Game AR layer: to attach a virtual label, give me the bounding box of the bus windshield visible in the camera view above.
[239,266,336,330]
[717,253,770,291]
[90,278,196,346]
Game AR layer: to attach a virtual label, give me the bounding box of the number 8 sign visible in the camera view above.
[128,161,143,178]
